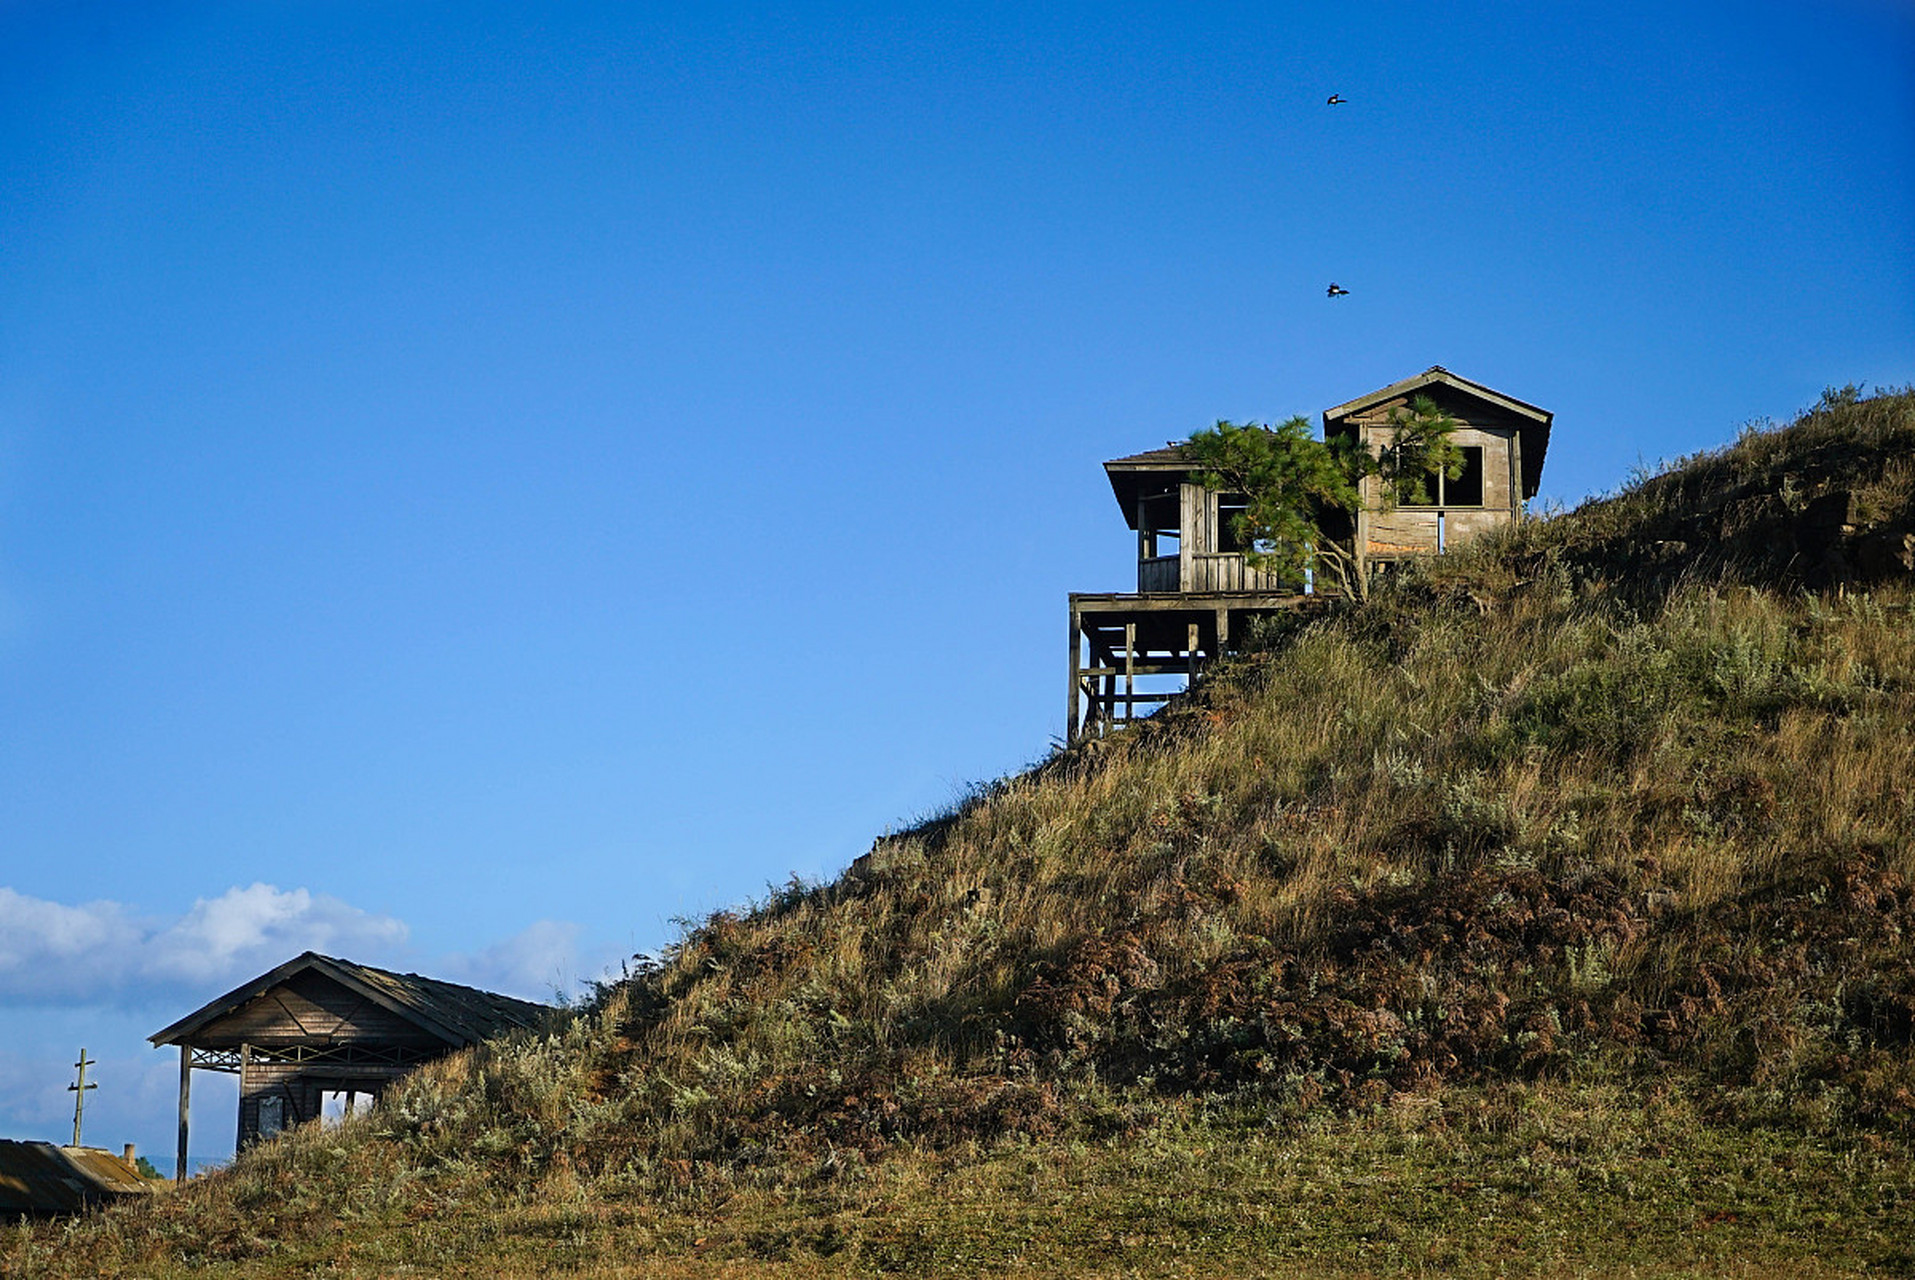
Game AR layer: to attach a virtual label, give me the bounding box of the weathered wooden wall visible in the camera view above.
[190,969,448,1051]
[1134,482,1295,592]
[1345,389,1528,559]
[191,969,445,1149]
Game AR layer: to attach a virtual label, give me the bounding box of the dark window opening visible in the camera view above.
[1395,470,1438,506]
[1140,492,1180,559]
[1396,445,1485,508]
[1216,496,1250,553]
[1446,447,1484,506]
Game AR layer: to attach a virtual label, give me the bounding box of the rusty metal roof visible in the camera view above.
[149,951,551,1051]
[0,1142,158,1216]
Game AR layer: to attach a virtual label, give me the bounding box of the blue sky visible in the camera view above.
[2,0,1910,1164]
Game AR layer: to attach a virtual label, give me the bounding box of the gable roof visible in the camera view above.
[1323,366,1553,498]
[150,952,550,1051]
[1321,365,1551,425]
[1100,368,1555,520]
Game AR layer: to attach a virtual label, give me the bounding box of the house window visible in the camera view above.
[1139,492,1180,558]
[1216,496,1250,553]
[1446,447,1484,506]
[1397,446,1485,508]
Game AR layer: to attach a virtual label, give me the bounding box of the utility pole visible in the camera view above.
[68,1048,97,1147]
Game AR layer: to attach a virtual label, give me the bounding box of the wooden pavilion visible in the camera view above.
[1068,367,1552,740]
[151,952,548,1182]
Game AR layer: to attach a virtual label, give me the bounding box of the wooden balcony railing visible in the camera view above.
[1138,556,1179,592]
[1136,552,1297,594]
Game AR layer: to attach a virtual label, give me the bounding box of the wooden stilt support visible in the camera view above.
[1068,592,1309,742]
[1068,600,1082,740]
[1123,623,1136,729]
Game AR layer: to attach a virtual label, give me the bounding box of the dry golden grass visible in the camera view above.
[10,1082,1910,1278]
[9,389,1914,1278]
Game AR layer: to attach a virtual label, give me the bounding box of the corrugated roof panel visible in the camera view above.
[0,1142,157,1216]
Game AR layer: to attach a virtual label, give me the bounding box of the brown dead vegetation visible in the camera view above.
[10,388,1915,1279]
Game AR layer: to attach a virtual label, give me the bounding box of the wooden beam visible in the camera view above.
[1099,691,1173,707]
[1070,591,1313,614]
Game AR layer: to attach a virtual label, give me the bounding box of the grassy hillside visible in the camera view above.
[9,388,1915,1278]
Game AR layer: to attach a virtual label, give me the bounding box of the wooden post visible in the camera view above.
[1123,623,1135,728]
[68,1047,96,1147]
[1136,499,1148,580]
[1068,601,1082,742]
[236,1043,252,1152]
[1187,621,1200,682]
[1178,483,1196,591]
[1509,431,1524,524]
[176,1046,191,1183]
[1216,606,1231,655]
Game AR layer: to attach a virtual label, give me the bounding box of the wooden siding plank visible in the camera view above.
[192,979,452,1050]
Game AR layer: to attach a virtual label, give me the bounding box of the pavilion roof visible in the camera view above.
[150,951,549,1051]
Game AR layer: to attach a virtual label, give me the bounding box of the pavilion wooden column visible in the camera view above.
[175,1046,191,1183]
[236,1044,252,1152]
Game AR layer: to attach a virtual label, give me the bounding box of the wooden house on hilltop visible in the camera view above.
[1328,366,1552,566]
[151,952,548,1182]
[1069,367,1552,740]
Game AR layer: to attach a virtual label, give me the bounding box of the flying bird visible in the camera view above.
[1327,283,1350,298]
[1326,94,1346,105]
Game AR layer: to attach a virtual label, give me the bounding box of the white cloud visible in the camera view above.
[0,881,605,1014]
[0,883,599,1160]
[0,883,409,1005]
[146,883,409,987]
[436,919,585,1004]
[0,1046,74,1132]
[0,889,133,979]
